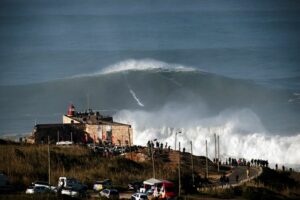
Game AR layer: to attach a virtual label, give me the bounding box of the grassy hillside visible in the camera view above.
[0,144,213,191]
[3,143,299,200]
[0,144,156,190]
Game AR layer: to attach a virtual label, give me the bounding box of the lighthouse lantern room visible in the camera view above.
[67,104,76,116]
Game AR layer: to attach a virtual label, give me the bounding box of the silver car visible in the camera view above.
[31,181,57,192]
[131,192,148,200]
[25,186,51,194]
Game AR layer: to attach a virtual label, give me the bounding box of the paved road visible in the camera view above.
[228,166,259,184]
[215,166,262,188]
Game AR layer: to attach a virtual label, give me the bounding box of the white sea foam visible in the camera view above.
[114,103,300,165]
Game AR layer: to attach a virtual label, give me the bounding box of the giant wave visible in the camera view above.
[0,59,299,165]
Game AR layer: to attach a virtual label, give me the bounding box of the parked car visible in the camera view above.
[25,186,35,194]
[58,177,87,191]
[131,192,148,200]
[99,189,119,199]
[93,179,112,192]
[31,180,57,192]
[128,181,143,191]
[25,186,51,194]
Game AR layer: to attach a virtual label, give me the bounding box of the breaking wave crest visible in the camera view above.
[72,59,197,78]
[114,103,300,165]
[100,59,196,74]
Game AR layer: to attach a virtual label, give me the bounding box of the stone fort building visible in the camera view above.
[31,104,133,146]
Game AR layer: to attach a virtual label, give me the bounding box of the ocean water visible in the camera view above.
[0,0,300,165]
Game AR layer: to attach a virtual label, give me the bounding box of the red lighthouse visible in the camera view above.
[67,104,76,116]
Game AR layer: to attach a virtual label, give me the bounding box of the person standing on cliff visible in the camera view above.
[235,174,239,183]
[246,169,250,179]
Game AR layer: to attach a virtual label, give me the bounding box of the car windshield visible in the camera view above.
[140,195,147,198]
[35,186,47,190]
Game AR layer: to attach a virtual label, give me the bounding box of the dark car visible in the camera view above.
[128,181,143,191]
[99,189,119,199]
[93,179,112,192]
[25,186,51,194]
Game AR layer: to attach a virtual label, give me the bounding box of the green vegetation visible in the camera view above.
[0,144,177,191]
